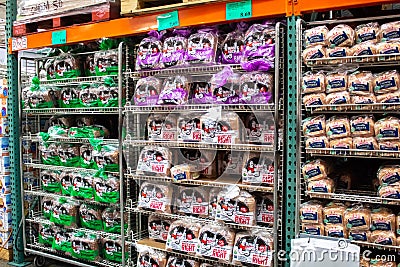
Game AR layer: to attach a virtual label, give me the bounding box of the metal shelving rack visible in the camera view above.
[124,22,286,267]
[18,45,131,267]
[296,14,400,252]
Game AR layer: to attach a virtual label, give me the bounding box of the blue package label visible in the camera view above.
[311,185,328,193]
[305,167,321,179]
[348,217,366,227]
[327,229,344,238]
[310,50,324,59]
[328,78,346,89]
[332,96,348,104]
[379,144,399,151]
[351,82,369,92]
[349,232,368,241]
[381,173,400,185]
[329,125,347,135]
[375,77,397,91]
[301,211,318,221]
[329,49,347,57]
[383,30,400,41]
[304,227,321,235]
[306,122,323,133]
[325,215,343,224]
[357,32,377,43]
[355,142,375,150]
[309,141,326,149]
[379,129,399,139]
[330,32,349,47]
[381,47,400,54]
[352,122,370,132]
[307,34,325,45]
[355,48,373,56]
[304,79,321,89]
[372,221,392,231]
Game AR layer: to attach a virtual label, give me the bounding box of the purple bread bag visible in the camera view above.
[161,36,188,68]
[134,76,162,106]
[186,28,218,64]
[190,76,214,104]
[136,31,163,70]
[239,72,273,104]
[210,66,240,104]
[157,75,189,105]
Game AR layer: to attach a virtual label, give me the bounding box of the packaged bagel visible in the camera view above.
[326,116,351,140]
[325,72,348,93]
[79,203,102,231]
[138,182,173,213]
[356,23,380,44]
[59,144,80,167]
[302,159,331,181]
[60,87,80,108]
[327,24,355,47]
[211,71,240,104]
[40,143,60,166]
[54,53,81,79]
[303,93,326,106]
[377,91,400,104]
[302,71,325,94]
[42,196,54,219]
[201,111,242,144]
[344,204,371,230]
[187,29,218,65]
[371,207,395,231]
[330,137,353,149]
[348,230,371,242]
[325,224,347,238]
[304,26,329,47]
[350,115,375,137]
[323,201,347,225]
[378,184,400,199]
[300,200,323,224]
[79,84,98,107]
[134,76,162,106]
[380,21,400,42]
[221,28,245,64]
[166,219,201,255]
[351,94,377,104]
[373,70,400,95]
[302,45,326,63]
[306,136,329,149]
[348,71,374,95]
[377,165,400,186]
[374,117,400,141]
[196,224,235,263]
[80,144,94,169]
[370,230,397,246]
[71,232,100,261]
[161,33,188,68]
[301,224,324,235]
[325,91,351,104]
[175,186,209,217]
[379,140,400,151]
[353,137,378,150]
[244,113,275,145]
[190,76,213,104]
[302,115,326,137]
[147,114,177,141]
[307,178,335,193]
[148,215,172,242]
[157,75,190,105]
[137,250,167,267]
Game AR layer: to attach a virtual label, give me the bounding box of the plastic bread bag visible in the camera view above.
[27,78,58,109]
[52,227,73,253]
[303,93,326,106]
[351,94,376,104]
[80,144,94,169]
[59,143,80,167]
[304,26,329,48]
[326,91,351,105]
[59,171,73,196]
[353,137,378,150]
[138,182,173,213]
[93,172,120,203]
[177,113,202,142]
[348,71,374,95]
[186,27,218,65]
[166,219,201,254]
[50,197,79,228]
[79,203,103,231]
[189,75,214,104]
[302,71,326,94]
[59,86,80,108]
[301,159,331,182]
[244,113,275,145]
[201,110,242,144]
[94,38,119,76]
[38,224,55,247]
[102,207,128,234]
[221,22,247,64]
[302,45,326,64]
[307,178,335,193]
[325,71,348,94]
[136,146,172,176]
[71,232,100,261]
[378,184,400,199]
[42,196,54,219]
[344,203,371,231]
[377,165,400,186]
[301,224,324,236]
[327,24,355,48]
[54,53,81,79]
[84,54,96,77]
[157,75,190,105]
[40,170,61,193]
[97,77,120,107]
[376,41,400,55]
[326,116,351,140]
[377,91,400,104]
[92,144,119,172]
[323,201,347,225]
[242,152,274,185]
[330,137,353,149]
[148,215,173,242]
[378,140,400,151]
[147,113,177,141]
[373,70,400,95]
[136,30,163,70]
[302,115,326,137]
[210,66,240,104]
[355,23,380,44]
[305,136,329,149]
[380,21,400,42]
[370,230,397,246]
[101,236,129,263]
[137,249,167,267]
[133,76,162,106]
[166,257,198,267]
[255,193,274,225]
[350,114,375,137]
[49,116,75,128]
[79,83,98,107]
[351,42,377,58]
[370,207,395,231]
[161,28,190,68]
[242,22,275,72]
[175,186,209,217]
[374,116,400,141]
[71,172,94,200]
[40,142,60,166]
[239,72,273,104]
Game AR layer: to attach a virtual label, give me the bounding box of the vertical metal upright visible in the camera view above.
[6,0,27,266]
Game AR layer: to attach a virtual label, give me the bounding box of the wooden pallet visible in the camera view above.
[121,0,222,15]
[13,2,120,37]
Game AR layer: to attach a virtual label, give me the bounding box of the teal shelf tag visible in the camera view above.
[226,0,252,21]
[52,30,67,45]
[157,10,180,31]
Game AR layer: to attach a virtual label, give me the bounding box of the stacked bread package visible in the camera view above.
[165,220,201,255]
[302,159,335,193]
[138,182,173,213]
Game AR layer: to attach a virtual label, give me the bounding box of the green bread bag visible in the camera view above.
[102,207,127,234]
[59,171,73,196]
[101,237,128,263]
[40,170,61,193]
[79,203,103,231]
[93,144,119,172]
[40,142,60,166]
[39,224,55,246]
[50,197,79,227]
[93,171,120,203]
[71,172,94,200]
[59,144,80,167]
[42,197,54,219]
[71,232,100,261]
[52,228,73,253]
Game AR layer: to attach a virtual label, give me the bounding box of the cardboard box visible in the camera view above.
[0,232,13,249]
[0,211,12,231]
[0,175,10,194]
[0,194,11,213]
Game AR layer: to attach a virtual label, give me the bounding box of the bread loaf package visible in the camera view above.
[377,91,400,104]
[93,173,119,204]
[377,165,400,186]
[71,232,100,261]
[302,159,331,181]
[353,137,378,150]
[134,77,162,106]
[306,136,329,149]
[369,261,396,267]
[378,184,400,199]
[325,91,351,104]
[60,87,80,108]
[351,43,377,58]
[359,258,370,267]
[170,164,199,182]
[148,215,172,242]
[373,70,400,95]
[325,224,347,238]
[239,72,273,104]
[41,170,61,193]
[59,144,80,167]
[244,113,275,145]
[38,224,55,247]
[326,116,351,140]
[80,144,94,169]
[42,196,54,219]
[102,207,127,234]
[325,72,348,93]
[209,187,222,219]
[356,23,380,44]
[211,72,240,104]
[326,47,350,63]
[52,227,73,253]
[327,24,355,47]
[323,201,347,225]
[187,30,218,65]
[348,71,374,95]
[166,257,199,267]
[307,178,335,193]
[79,84,98,107]
[135,34,162,70]
[216,187,256,226]
[138,182,173,213]
[201,111,241,144]
[179,149,217,179]
[351,94,377,104]
[370,230,397,246]
[371,207,395,231]
[147,114,177,141]
[190,76,213,104]
[350,115,375,137]
[300,200,323,224]
[255,194,274,225]
[232,230,274,266]
[161,35,188,68]
[302,115,326,137]
[54,54,81,79]
[302,71,326,94]
[378,140,400,151]
[348,230,371,242]
[304,26,329,47]
[344,204,371,231]
[166,219,201,255]
[50,198,79,228]
[380,21,400,42]
[177,113,202,142]
[71,172,94,200]
[58,171,73,196]
[40,143,60,166]
[79,203,102,231]
[376,42,400,55]
[330,137,353,149]
[221,29,245,64]
[157,75,190,105]
[137,250,167,267]
[303,93,326,106]
[302,46,326,63]
[374,117,400,141]
[101,237,128,263]
[197,224,235,263]
[175,186,209,217]
[301,224,325,235]
[137,146,172,176]
[97,80,120,108]
[242,153,274,185]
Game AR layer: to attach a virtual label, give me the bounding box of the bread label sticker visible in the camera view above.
[378,128,399,139]
[381,173,400,185]
[327,228,344,238]
[257,198,274,224]
[350,82,369,92]
[305,122,323,134]
[328,124,347,136]
[301,210,318,222]
[303,78,321,89]
[309,49,324,59]
[328,78,346,89]
[375,236,394,245]
[307,33,325,46]
[358,32,377,43]
[308,138,327,148]
[375,77,397,91]
[383,30,400,41]
[380,46,399,54]
[349,231,367,241]
[233,235,272,266]
[330,32,349,47]
[304,226,322,235]
[139,185,168,212]
[177,189,209,216]
[325,214,343,224]
[379,143,400,151]
[372,219,392,231]
[304,165,322,179]
[347,216,366,228]
[217,197,254,225]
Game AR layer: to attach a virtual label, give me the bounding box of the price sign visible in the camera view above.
[226,0,252,21]
[11,36,27,51]
[52,30,67,45]
[157,10,180,31]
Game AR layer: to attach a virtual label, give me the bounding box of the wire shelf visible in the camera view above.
[124,140,275,153]
[306,190,400,205]
[126,172,274,193]
[23,135,119,145]
[306,53,400,68]
[305,103,400,114]
[126,201,272,232]
[24,163,119,176]
[306,148,400,159]
[36,75,119,86]
[23,107,121,115]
